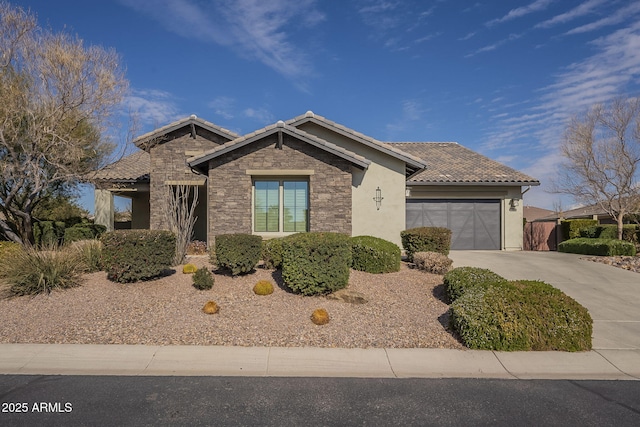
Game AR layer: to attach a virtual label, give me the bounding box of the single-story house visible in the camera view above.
[90,112,539,250]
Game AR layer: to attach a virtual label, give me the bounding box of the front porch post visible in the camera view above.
[94,188,115,232]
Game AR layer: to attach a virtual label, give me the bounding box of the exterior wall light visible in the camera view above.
[373,187,384,210]
[509,198,520,210]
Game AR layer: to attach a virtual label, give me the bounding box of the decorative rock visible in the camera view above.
[326,289,368,304]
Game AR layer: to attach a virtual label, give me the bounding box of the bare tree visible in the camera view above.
[0,3,128,244]
[161,184,199,265]
[555,96,640,240]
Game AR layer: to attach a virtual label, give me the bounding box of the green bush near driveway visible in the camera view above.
[282,232,351,296]
[351,235,400,274]
[443,266,508,302]
[63,223,107,244]
[560,219,598,241]
[450,280,592,351]
[101,230,176,283]
[558,238,636,256]
[215,233,262,276]
[401,227,451,261]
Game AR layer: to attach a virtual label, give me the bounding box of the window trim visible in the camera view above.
[252,177,309,237]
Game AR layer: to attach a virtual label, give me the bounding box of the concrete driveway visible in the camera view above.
[448,251,640,350]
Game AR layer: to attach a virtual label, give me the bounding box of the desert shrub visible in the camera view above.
[351,235,400,274]
[3,244,83,296]
[253,279,274,295]
[261,237,287,269]
[558,238,636,256]
[0,241,23,277]
[560,219,598,240]
[282,232,351,296]
[311,308,330,325]
[443,267,508,302]
[215,234,262,276]
[183,263,198,274]
[70,239,103,273]
[63,223,107,244]
[401,227,452,261]
[101,230,176,283]
[202,300,219,314]
[193,267,214,290]
[186,240,208,255]
[413,251,453,275]
[33,220,66,246]
[450,280,592,351]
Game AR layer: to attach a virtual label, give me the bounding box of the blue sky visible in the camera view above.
[12,0,640,211]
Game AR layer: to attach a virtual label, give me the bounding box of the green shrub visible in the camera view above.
[413,251,453,275]
[561,219,598,240]
[101,230,176,283]
[351,236,401,274]
[282,232,351,296]
[215,234,262,276]
[558,238,636,256]
[3,244,83,296]
[193,267,214,290]
[70,239,103,273]
[33,220,66,246]
[261,237,287,269]
[401,227,452,261]
[581,224,639,243]
[63,223,107,244]
[450,280,592,351]
[443,267,508,302]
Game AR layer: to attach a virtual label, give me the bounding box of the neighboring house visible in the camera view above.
[90,112,539,250]
[535,204,619,224]
[523,206,555,223]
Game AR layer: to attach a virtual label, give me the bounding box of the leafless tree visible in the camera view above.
[555,96,640,240]
[161,183,199,265]
[0,3,128,244]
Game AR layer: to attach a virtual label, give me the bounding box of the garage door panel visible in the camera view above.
[406,199,500,250]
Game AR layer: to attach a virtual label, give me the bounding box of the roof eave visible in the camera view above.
[133,116,239,150]
[407,180,541,186]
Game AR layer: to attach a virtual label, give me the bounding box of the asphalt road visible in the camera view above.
[1,375,639,426]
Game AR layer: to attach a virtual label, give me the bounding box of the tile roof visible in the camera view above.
[133,115,239,150]
[188,121,371,170]
[90,150,150,182]
[393,142,540,185]
[286,111,427,176]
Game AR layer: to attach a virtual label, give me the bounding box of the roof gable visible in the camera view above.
[286,111,427,178]
[133,115,239,150]
[188,121,371,172]
[394,142,540,186]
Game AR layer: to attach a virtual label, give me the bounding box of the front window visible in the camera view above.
[254,180,308,233]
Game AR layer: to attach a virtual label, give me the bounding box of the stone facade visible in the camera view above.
[149,129,230,231]
[207,134,353,238]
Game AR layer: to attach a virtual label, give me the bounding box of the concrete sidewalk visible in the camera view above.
[1,344,639,380]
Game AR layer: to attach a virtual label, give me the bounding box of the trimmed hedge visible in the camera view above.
[450,280,592,351]
[401,227,452,261]
[261,237,287,269]
[351,235,401,274]
[282,232,351,296]
[215,233,262,276]
[101,230,176,283]
[560,219,598,241]
[33,220,66,246]
[558,238,636,256]
[63,223,107,244]
[581,224,639,245]
[443,267,508,302]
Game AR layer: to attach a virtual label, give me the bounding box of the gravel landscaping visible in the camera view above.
[0,257,463,349]
[582,255,640,273]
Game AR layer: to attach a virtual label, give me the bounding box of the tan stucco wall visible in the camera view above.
[297,122,406,246]
[407,185,525,250]
[131,192,150,229]
[94,189,114,232]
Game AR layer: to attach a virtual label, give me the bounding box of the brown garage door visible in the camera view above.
[406,199,501,250]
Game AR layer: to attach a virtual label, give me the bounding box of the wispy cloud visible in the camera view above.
[465,33,523,57]
[565,2,640,35]
[486,0,555,27]
[118,0,324,80]
[535,0,606,29]
[480,20,640,206]
[208,96,236,120]
[385,100,429,135]
[243,107,275,125]
[122,89,182,128]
